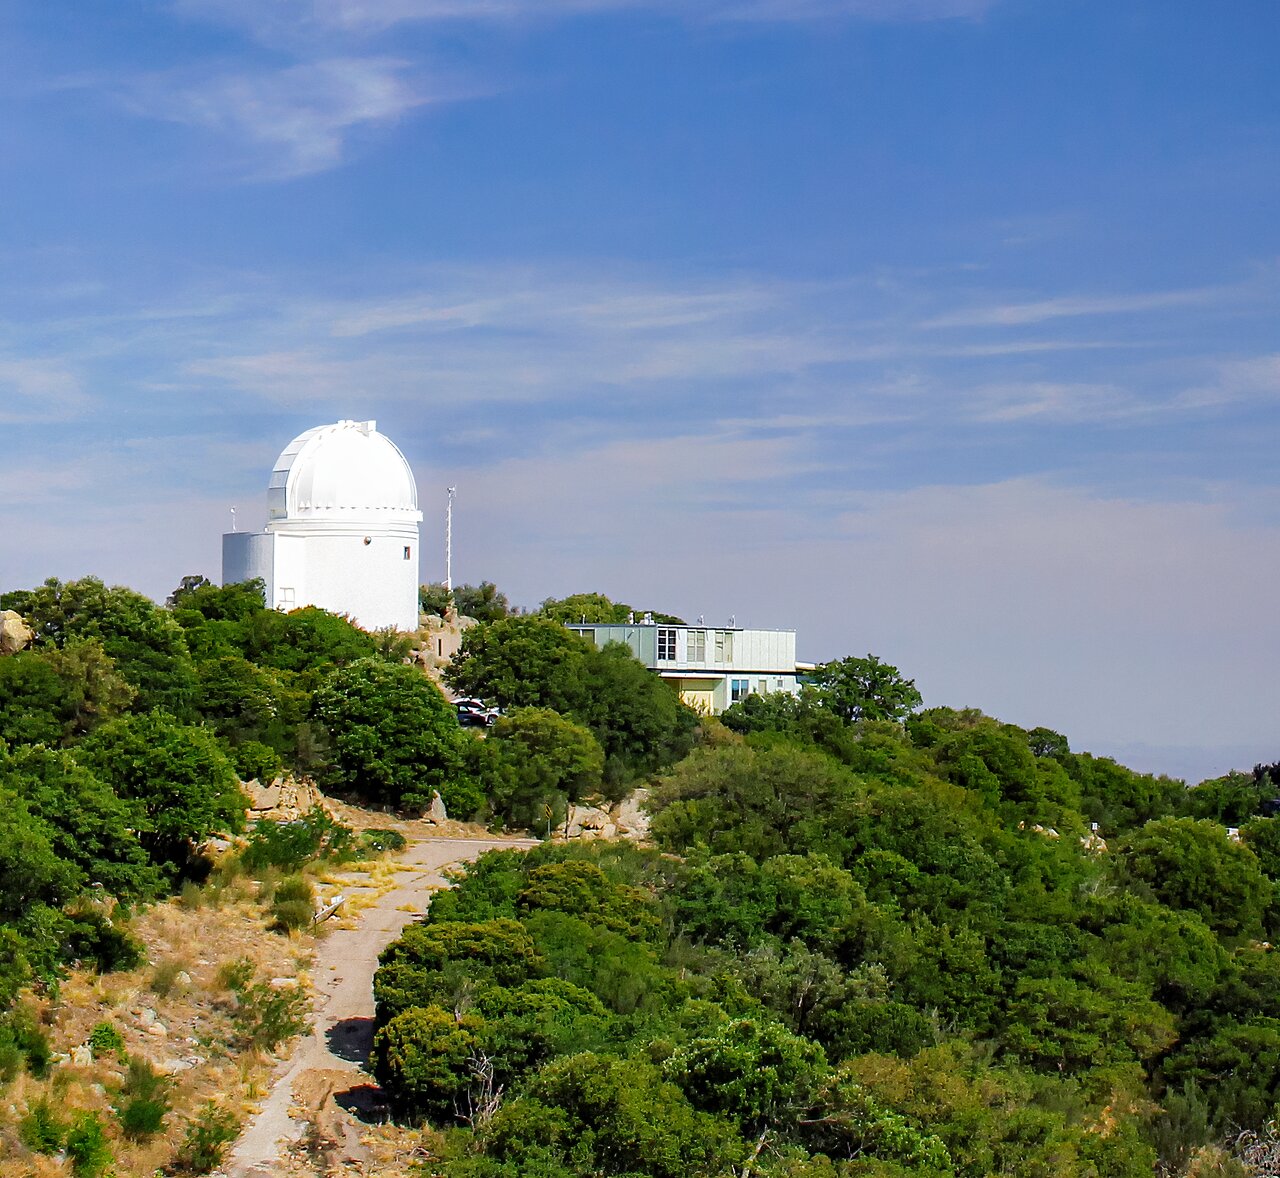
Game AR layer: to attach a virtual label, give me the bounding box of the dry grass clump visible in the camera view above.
[0,895,308,1178]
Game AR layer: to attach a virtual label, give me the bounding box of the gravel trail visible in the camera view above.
[225,833,538,1177]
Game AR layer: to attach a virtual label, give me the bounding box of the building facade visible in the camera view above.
[222,420,422,631]
[565,621,802,713]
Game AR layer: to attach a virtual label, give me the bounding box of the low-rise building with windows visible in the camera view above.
[565,620,806,714]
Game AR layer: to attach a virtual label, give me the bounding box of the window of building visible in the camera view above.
[715,630,734,662]
[403,546,412,560]
[731,678,750,702]
[657,628,677,661]
[687,629,707,661]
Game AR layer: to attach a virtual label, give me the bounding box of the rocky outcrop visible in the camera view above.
[242,774,326,820]
[0,609,33,655]
[413,608,480,681]
[564,803,616,840]
[425,790,449,824]
[612,789,651,840]
[561,789,651,843]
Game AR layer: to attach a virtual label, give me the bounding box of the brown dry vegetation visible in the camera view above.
[0,881,311,1176]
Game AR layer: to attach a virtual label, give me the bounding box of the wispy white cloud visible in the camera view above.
[967,380,1145,424]
[116,56,433,179]
[923,285,1226,329]
[174,0,1000,40]
[0,357,91,424]
[1178,353,1280,409]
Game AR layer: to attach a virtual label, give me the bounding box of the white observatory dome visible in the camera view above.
[266,420,422,525]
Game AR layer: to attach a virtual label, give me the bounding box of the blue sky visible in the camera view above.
[3,0,1279,781]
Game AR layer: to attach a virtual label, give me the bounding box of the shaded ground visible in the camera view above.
[225,832,538,1177]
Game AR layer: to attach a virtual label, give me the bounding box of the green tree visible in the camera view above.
[665,1017,828,1137]
[518,860,660,942]
[420,581,515,623]
[1181,771,1273,825]
[488,1053,743,1178]
[0,641,135,748]
[538,591,685,625]
[809,655,922,724]
[0,791,83,923]
[649,743,862,859]
[577,642,698,788]
[242,605,379,676]
[477,708,604,830]
[1116,816,1270,936]
[374,918,545,1022]
[0,654,64,746]
[1059,752,1184,835]
[0,744,159,899]
[312,658,476,813]
[372,1003,485,1122]
[446,616,591,714]
[454,581,515,622]
[78,711,246,872]
[2,577,196,716]
[538,592,631,623]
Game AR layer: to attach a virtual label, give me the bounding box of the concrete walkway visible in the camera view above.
[226,834,539,1177]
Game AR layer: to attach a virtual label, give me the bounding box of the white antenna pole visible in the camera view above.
[445,487,456,592]
[231,506,237,533]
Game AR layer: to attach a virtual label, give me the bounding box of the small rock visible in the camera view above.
[147,1023,168,1037]
[72,1045,93,1066]
[139,1007,157,1027]
[268,977,298,989]
[175,971,192,987]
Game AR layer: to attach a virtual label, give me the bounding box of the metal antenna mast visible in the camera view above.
[445,487,456,592]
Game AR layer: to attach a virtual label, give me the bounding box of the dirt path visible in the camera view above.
[225,834,539,1177]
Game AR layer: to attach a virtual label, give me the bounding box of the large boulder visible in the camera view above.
[564,802,616,840]
[612,789,651,840]
[0,610,33,655]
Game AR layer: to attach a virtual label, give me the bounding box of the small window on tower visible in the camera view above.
[403,546,412,560]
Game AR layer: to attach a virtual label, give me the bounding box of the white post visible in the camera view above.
[445,487,456,592]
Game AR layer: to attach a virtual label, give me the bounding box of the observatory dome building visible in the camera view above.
[222,420,423,631]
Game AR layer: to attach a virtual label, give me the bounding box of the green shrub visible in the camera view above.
[65,907,144,973]
[0,1037,21,1084]
[175,1101,239,1174]
[88,1019,125,1059]
[241,808,355,874]
[270,874,315,932]
[19,1096,67,1153]
[230,739,283,784]
[271,899,314,932]
[1,1004,51,1078]
[119,1093,168,1140]
[116,1056,171,1141]
[219,958,310,1051]
[273,874,313,905]
[150,959,187,997]
[360,827,406,855]
[65,1111,113,1178]
[216,956,256,993]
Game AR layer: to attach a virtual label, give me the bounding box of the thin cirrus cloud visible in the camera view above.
[173,0,1001,38]
[140,0,1001,179]
[114,55,439,179]
[921,285,1229,329]
[0,357,91,424]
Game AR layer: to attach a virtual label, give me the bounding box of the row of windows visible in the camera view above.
[657,628,733,662]
[731,677,789,701]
